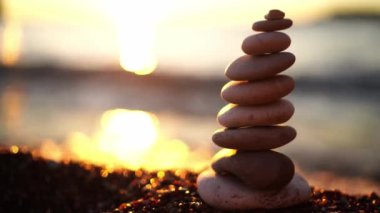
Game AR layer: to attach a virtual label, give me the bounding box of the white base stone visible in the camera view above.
[197,169,310,210]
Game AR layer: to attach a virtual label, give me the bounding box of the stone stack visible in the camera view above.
[197,10,311,210]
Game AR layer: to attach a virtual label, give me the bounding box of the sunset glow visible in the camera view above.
[36,108,210,171]
[104,0,162,75]
[2,0,380,71]
[97,109,158,169]
[1,22,22,66]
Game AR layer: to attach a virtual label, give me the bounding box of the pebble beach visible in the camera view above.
[1,148,380,212]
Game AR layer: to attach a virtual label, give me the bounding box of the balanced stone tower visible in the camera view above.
[197,10,311,210]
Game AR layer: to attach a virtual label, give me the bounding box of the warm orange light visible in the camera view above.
[37,108,210,171]
[118,25,157,75]
[60,109,158,170]
[10,145,19,154]
[1,22,22,66]
[1,83,23,133]
[105,0,161,75]
[39,139,63,162]
[144,139,190,171]
[97,109,159,169]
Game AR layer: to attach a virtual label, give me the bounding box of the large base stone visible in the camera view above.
[197,169,310,210]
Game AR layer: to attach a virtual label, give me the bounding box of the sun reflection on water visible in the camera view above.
[1,21,22,66]
[97,109,158,169]
[105,0,162,75]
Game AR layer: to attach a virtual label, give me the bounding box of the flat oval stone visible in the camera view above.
[197,170,311,210]
[212,126,296,150]
[242,32,291,55]
[217,100,294,128]
[221,75,295,105]
[252,19,293,32]
[265,9,285,20]
[212,150,294,190]
[225,52,295,81]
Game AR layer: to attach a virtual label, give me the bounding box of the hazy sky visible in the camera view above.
[2,0,380,75]
[4,0,380,25]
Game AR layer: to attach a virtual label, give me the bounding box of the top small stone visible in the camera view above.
[265,9,285,20]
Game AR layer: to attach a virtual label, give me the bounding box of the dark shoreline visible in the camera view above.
[1,66,379,107]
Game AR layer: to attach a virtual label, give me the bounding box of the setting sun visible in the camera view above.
[97,109,158,169]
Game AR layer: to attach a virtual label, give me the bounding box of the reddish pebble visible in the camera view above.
[212,126,296,150]
[225,52,295,81]
[265,9,285,20]
[221,75,295,106]
[253,19,293,32]
[212,150,295,190]
[242,32,291,55]
[217,100,295,128]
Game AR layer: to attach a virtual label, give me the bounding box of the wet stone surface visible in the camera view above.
[0,148,379,212]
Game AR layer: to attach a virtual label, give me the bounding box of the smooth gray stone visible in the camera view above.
[212,126,296,150]
[217,100,294,128]
[242,32,291,55]
[265,10,286,20]
[225,52,295,81]
[221,75,295,106]
[253,19,293,32]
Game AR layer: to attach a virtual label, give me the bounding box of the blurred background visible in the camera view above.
[0,0,380,191]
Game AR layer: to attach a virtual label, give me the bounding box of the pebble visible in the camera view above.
[212,126,296,150]
[197,170,311,210]
[212,150,294,190]
[221,75,295,105]
[252,19,293,32]
[265,9,285,20]
[242,32,291,55]
[217,100,294,128]
[225,52,295,81]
